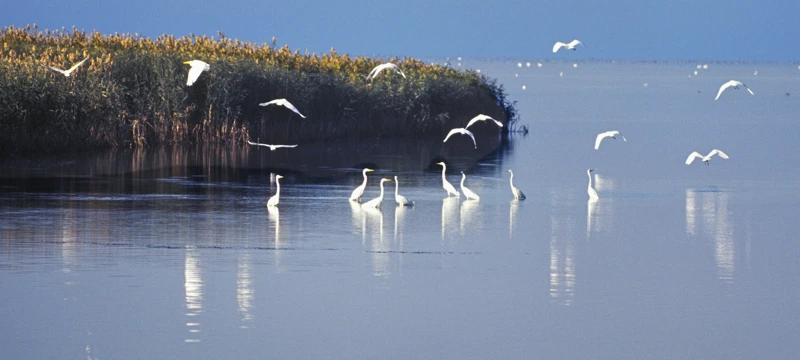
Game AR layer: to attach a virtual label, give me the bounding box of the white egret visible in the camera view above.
[714,80,754,100]
[362,178,392,209]
[465,114,503,129]
[267,175,283,207]
[393,176,414,206]
[587,169,599,201]
[183,60,210,86]
[349,168,375,202]
[443,128,477,149]
[685,149,729,165]
[436,162,460,197]
[594,130,627,150]
[366,62,406,80]
[507,169,526,200]
[460,172,480,200]
[258,98,306,118]
[552,39,584,53]
[42,56,90,77]
[246,140,297,151]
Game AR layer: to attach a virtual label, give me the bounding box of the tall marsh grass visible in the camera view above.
[0,25,517,155]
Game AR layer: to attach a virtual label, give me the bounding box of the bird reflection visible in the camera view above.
[441,197,460,242]
[586,197,614,241]
[509,200,520,236]
[268,206,284,272]
[237,254,254,328]
[184,249,203,342]
[460,199,479,235]
[685,189,735,283]
[363,207,390,277]
[593,173,614,192]
[549,214,576,306]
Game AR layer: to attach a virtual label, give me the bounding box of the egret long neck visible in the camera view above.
[379,181,385,199]
[441,165,447,182]
[587,172,593,189]
[275,178,281,196]
[509,172,514,188]
[461,174,466,188]
[394,181,399,196]
[361,171,369,187]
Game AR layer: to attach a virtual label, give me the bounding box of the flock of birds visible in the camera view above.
[41,40,745,209]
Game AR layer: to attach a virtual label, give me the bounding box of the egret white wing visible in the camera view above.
[443,128,477,148]
[66,56,89,73]
[686,151,704,165]
[186,65,205,86]
[552,42,566,53]
[710,149,729,159]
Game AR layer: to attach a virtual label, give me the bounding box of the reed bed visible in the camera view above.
[0,24,517,155]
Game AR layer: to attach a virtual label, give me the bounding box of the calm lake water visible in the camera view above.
[2,60,800,359]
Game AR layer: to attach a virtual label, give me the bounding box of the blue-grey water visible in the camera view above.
[2,60,800,359]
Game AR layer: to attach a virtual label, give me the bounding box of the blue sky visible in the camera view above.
[7,0,800,62]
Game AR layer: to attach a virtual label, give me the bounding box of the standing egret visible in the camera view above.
[436,162,460,197]
[685,149,729,165]
[443,128,477,149]
[183,60,210,86]
[460,172,480,200]
[349,168,375,202]
[42,56,90,77]
[507,169,526,200]
[366,62,406,80]
[714,80,754,100]
[362,178,392,209]
[465,114,503,129]
[259,98,306,118]
[394,176,414,206]
[247,140,297,151]
[594,130,627,150]
[587,169,599,201]
[552,39,584,53]
[267,175,283,207]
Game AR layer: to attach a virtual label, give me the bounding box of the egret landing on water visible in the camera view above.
[443,128,477,149]
[183,60,210,86]
[366,63,406,80]
[460,172,480,200]
[587,169,599,201]
[42,56,90,77]
[258,98,306,118]
[686,149,729,165]
[552,39,584,53]
[715,80,754,100]
[465,114,503,129]
[362,178,392,209]
[349,168,374,202]
[246,140,297,151]
[393,176,414,206]
[594,130,627,150]
[437,162,460,197]
[507,169,526,200]
[267,175,283,207]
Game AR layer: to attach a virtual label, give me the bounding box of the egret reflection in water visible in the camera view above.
[184,249,203,343]
[685,189,736,283]
[237,254,254,328]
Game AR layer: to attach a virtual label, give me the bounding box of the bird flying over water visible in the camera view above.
[685,149,729,165]
[552,40,584,53]
[183,60,210,86]
[594,130,627,150]
[465,114,503,129]
[366,62,406,80]
[443,128,477,149]
[258,98,306,118]
[714,80,754,100]
[247,140,298,151]
[42,56,90,77]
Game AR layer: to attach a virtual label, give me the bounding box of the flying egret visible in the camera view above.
[507,169,526,200]
[362,178,392,209]
[552,40,584,53]
[460,172,480,200]
[349,168,375,202]
[714,80,754,100]
[259,98,306,118]
[436,162,460,197]
[366,62,406,80]
[443,128,477,149]
[594,130,627,150]
[247,140,297,151]
[587,169,599,201]
[465,114,503,129]
[394,176,414,206]
[42,56,90,77]
[267,175,283,207]
[685,149,729,165]
[183,60,210,86]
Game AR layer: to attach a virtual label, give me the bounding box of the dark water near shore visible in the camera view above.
[2,60,800,359]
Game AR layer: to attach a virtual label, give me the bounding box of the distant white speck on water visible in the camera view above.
[694,70,699,75]
[515,74,518,77]
[522,85,526,90]
[697,65,702,69]
[703,64,708,69]
[537,62,543,67]
[457,57,462,61]
[476,69,480,73]
[559,71,564,77]
[573,63,578,68]
[517,62,522,68]
[754,70,758,75]
[526,62,531,67]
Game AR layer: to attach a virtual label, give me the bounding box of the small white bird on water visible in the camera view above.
[42,56,90,77]
[594,130,627,150]
[507,169,526,200]
[349,168,374,202]
[714,80,754,100]
[259,98,306,118]
[587,169,599,201]
[247,140,297,151]
[443,128,477,149]
[460,172,480,200]
[436,162,460,197]
[552,39,584,53]
[465,114,503,129]
[183,60,210,86]
[362,178,392,209]
[686,149,729,165]
[366,62,406,80]
[267,175,283,207]
[393,176,414,206]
